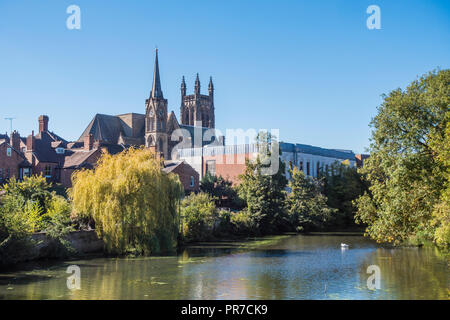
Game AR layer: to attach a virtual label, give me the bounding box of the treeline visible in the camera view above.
[181,131,367,241]
[1,69,447,262]
[180,149,367,242]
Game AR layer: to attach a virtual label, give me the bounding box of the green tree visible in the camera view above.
[322,161,367,229]
[238,133,288,235]
[355,69,449,245]
[180,192,217,242]
[70,148,183,255]
[429,112,450,248]
[200,173,241,208]
[287,167,335,232]
[2,175,52,212]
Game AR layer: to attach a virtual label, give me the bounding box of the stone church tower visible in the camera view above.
[145,48,168,158]
[180,74,215,128]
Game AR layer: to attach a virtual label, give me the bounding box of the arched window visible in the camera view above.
[158,138,164,152]
[147,117,155,132]
[147,135,153,146]
[190,176,195,187]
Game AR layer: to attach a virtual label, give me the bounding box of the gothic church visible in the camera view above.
[78,49,223,159]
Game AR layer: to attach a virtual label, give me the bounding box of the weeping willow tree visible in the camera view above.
[69,148,183,255]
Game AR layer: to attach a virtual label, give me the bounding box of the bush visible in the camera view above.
[41,195,75,257]
[230,211,254,235]
[0,176,75,265]
[181,193,217,242]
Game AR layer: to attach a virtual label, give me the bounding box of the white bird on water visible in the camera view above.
[341,243,349,248]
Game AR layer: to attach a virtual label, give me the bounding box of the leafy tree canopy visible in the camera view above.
[355,69,449,246]
[287,167,335,232]
[70,148,183,255]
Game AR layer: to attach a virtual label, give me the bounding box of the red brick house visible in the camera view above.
[163,160,199,193]
[0,137,31,183]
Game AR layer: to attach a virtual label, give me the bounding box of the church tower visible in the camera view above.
[180,74,215,128]
[145,49,168,158]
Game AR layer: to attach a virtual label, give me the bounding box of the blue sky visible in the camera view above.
[0,0,449,153]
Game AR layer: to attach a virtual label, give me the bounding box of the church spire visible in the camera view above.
[150,48,163,99]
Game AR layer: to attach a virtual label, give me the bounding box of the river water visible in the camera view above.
[0,234,448,299]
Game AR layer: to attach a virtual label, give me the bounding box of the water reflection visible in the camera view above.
[0,234,448,299]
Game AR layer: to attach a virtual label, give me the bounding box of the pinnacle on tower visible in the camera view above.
[194,73,200,95]
[208,76,214,93]
[181,76,186,96]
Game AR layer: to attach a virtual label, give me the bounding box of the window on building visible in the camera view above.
[288,161,293,170]
[20,168,31,179]
[6,147,12,157]
[325,164,329,175]
[190,176,195,187]
[6,168,10,179]
[317,161,320,177]
[306,162,310,176]
[44,165,52,178]
[0,168,3,180]
[299,161,303,171]
[56,147,65,154]
[206,160,216,176]
[22,147,26,153]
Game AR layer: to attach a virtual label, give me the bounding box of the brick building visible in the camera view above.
[0,135,31,183]
[163,160,199,193]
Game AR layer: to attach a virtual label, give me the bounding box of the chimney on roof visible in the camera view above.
[84,134,94,151]
[27,130,35,151]
[10,130,21,151]
[39,115,49,133]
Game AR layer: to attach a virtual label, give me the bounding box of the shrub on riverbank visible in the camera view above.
[181,192,217,242]
[0,176,75,266]
[70,148,183,255]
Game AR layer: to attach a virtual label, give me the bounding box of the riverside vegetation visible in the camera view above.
[0,69,448,267]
